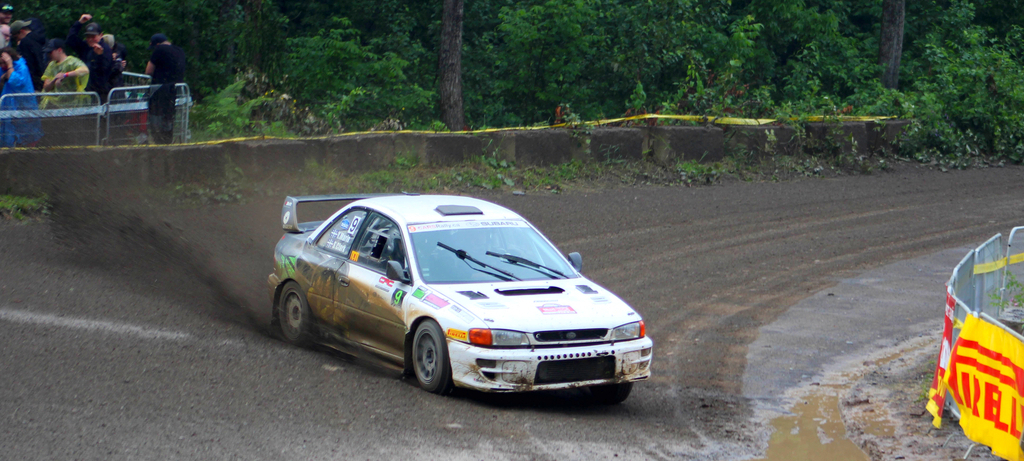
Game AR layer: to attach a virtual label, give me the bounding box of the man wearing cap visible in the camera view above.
[65,14,111,102]
[145,33,185,144]
[41,39,87,93]
[0,4,12,48]
[0,4,12,26]
[9,19,44,91]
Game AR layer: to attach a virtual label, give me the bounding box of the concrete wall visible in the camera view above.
[0,121,910,195]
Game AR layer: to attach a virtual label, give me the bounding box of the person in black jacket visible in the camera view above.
[145,33,186,144]
[65,14,111,102]
[9,20,44,91]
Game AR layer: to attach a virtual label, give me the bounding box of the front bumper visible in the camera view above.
[447,337,653,392]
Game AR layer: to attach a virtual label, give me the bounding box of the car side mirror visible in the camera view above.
[386,260,411,284]
[568,252,582,272]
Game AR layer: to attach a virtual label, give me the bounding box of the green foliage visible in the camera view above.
[190,81,288,140]
[0,194,49,220]
[676,160,724,185]
[282,18,434,131]
[993,272,1024,315]
[21,0,1024,162]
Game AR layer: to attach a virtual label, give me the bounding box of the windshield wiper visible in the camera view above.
[485,251,568,279]
[437,242,521,282]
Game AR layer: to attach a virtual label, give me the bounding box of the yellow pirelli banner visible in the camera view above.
[944,314,1024,461]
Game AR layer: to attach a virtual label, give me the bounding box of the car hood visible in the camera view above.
[427,279,640,332]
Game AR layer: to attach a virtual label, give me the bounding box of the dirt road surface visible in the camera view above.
[1,163,1021,460]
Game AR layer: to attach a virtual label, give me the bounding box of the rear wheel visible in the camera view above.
[277,282,313,347]
[412,320,454,395]
[590,382,633,404]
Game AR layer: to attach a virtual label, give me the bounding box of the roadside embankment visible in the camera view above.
[0,121,909,196]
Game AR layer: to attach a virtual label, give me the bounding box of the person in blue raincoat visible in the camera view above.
[0,46,42,147]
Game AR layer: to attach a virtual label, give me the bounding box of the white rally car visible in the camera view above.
[268,194,653,403]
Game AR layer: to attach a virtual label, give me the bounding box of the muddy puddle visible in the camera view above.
[753,336,937,461]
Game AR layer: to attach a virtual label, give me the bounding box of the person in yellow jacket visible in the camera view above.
[41,38,90,108]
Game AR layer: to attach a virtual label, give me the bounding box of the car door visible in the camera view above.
[342,212,411,361]
[307,209,366,331]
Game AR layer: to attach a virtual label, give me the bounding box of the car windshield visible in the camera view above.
[408,221,576,283]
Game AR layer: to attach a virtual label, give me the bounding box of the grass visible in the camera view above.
[151,144,902,205]
[0,194,50,220]
[293,147,904,195]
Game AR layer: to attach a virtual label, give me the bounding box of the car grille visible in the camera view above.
[535,356,615,384]
[534,329,608,342]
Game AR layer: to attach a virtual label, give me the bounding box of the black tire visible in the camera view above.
[277,281,313,347]
[590,382,633,404]
[412,320,455,395]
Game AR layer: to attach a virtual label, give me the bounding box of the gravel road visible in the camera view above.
[1,163,1021,460]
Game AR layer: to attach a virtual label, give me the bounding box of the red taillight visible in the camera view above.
[469,328,492,346]
[639,320,645,338]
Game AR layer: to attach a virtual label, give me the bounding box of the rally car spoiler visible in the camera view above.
[281,194,399,233]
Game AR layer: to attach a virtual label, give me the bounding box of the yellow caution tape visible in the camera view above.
[974,258,1008,275]
[1010,253,1024,266]
[0,114,897,151]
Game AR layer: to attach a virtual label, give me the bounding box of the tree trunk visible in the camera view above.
[439,0,465,131]
[879,0,905,90]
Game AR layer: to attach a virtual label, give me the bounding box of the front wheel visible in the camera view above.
[412,320,455,395]
[590,382,633,404]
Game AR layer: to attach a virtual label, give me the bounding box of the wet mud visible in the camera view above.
[3,160,1024,459]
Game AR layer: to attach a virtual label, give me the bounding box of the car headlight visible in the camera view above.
[612,321,645,340]
[469,329,530,346]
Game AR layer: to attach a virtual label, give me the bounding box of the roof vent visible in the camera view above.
[435,205,483,216]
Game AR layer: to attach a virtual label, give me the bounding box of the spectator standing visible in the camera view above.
[145,33,185,144]
[65,14,112,102]
[41,39,87,93]
[0,4,11,47]
[0,47,42,146]
[10,20,45,91]
[101,34,124,88]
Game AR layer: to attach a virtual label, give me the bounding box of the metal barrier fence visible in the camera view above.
[0,84,190,147]
[0,92,102,147]
[943,226,1024,421]
[122,72,152,87]
[948,228,1024,343]
[106,84,191,145]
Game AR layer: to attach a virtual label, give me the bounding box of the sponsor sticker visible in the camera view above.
[391,289,407,308]
[282,211,291,225]
[424,293,450,309]
[347,216,362,235]
[350,251,359,261]
[449,305,475,322]
[446,328,468,341]
[590,296,610,304]
[476,301,508,309]
[407,220,527,233]
[340,218,351,230]
[412,287,426,299]
[537,304,576,315]
[375,276,395,292]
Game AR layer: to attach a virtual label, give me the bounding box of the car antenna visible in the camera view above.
[401,191,420,196]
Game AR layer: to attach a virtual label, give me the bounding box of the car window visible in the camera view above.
[410,222,575,283]
[316,209,367,255]
[352,214,408,274]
